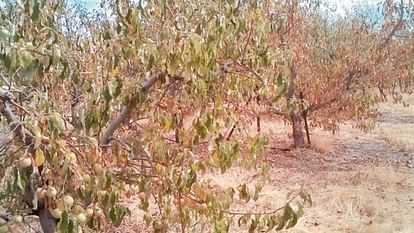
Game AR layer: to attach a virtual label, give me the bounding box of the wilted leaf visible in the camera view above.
[239,184,250,203]
[238,215,249,227]
[34,149,45,167]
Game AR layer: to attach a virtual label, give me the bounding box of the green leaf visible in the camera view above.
[0,26,10,41]
[13,169,26,192]
[18,51,34,68]
[67,219,75,233]
[58,211,69,232]
[59,60,69,80]
[31,0,41,21]
[103,31,111,40]
[262,215,276,231]
[299,191,313,206]
[109,191,118,206]
[49,112,64,135]
[147,55,155,71]
[87,216,100,230]
[190,33,204,55]
[181,167,197,189]
[103,86,113,102]
[113,76,123,98]
[248,217,258,233]
[108,206,129,227]
[253,181,263,201]
[238,215,249,227]
[104,174,113,189]
[109,208,118,225]
[214,219,229,233]
[239,184,250,203]
[285,204,298,229]
[274,214,285,231]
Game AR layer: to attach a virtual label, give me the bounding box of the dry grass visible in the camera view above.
[199,165,414,233]
[377,94,414,152]
[282,167,414,233]
[309,134,334,153]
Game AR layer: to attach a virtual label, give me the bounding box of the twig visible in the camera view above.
[178,191,186,233]
[131,157,169,167]
[224,191,301,216]
[9,99,32,116]
[0,74,11,88]
[108,136,132,152]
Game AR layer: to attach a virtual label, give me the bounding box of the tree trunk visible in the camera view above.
[286,60,306,148]
[175,113,183,143]
[290,112,305,148]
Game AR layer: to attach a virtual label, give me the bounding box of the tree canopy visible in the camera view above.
[0,0,412,232]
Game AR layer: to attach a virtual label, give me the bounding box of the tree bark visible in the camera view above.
[290,112,305,148]
[100,73,165,145]
[286,61,305,148]
[299,92,311,145]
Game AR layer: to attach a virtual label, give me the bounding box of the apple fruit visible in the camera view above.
[18,157,32,168]
[63,195,74,208]
[46,187,57,198]
[76,213,87,225]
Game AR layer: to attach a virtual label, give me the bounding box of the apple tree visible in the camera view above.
[0,0,311,232]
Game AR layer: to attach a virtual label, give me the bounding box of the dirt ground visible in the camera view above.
[102,95,414,233]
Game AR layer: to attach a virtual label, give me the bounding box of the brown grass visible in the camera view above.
[283,167,414,233]
[377,94,414,152]
[309,134,334,153]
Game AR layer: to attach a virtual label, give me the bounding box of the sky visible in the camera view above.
[71,0,382,16]
[0,0,383,16]
[325,0,382,15]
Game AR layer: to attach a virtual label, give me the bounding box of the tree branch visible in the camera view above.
[100,72,166,146]
[100,61,234,146]
[377,0,404,51]
[308,97,337,113]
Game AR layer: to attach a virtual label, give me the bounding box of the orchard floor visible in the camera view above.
[102,94,414,233]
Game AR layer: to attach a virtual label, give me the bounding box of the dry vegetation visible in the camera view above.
[377,94,414,152]
[102,95,414,233]
[1,1,413,231]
